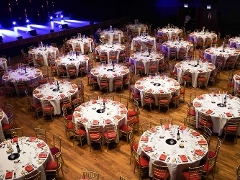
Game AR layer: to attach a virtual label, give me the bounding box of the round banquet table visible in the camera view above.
[95,43,125,63]
[193,93,240,135]
[28,46,59,66]
[174,60,215,88]
[129,51,164,75]
[0,109,8,142]
[73,99,128,145]
[162,40,193,59]
[33,81,79,115]
[134,76,180,107]
[189,31,217,46]
[90,64,129,92]
[233,72,240,94]
[67,37,93,54]
[137,125,208,180]
[55,54,90,76]
[0,58,8,71]
[0,137,53,180]
[157,27,183,40]
[131,35,156,51]
[126,23,146,36]
[204,47,240,68]
[100,28,123,44]
[2,67,42,96]
[229,37,240,48]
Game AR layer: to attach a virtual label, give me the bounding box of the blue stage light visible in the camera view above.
[26,19,29,23]
[12,21,16,25]
[61,15,64,18]
[50,16,53,20]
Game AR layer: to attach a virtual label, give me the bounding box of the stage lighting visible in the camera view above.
[26,19,29,23]
[12,21,16,25]
[50,16,53,20]
[61,15,64,18]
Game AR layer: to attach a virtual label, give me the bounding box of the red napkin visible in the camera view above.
[103,98,108,102]
[25,165,34,172]
[80,118,87,123]
[149,127,156,133]
[159,90,164,93]
[60,94,65,98]
[36,94,43,98]
[136,81,141,85]
[192,131,200,136]
[38,153,47,158]
[194,102,201,107]
[197,95,204,100]
[180,126,187,130]
[174,83,179,86]
[5,171,13,179]
[69,89,75,93]
[164,124,169,130]
[206,109,213,114]
[179,155,188,162]
[198,140,207,145]
[92,100,97,104]
[137,86,144,89]
[225,112,232,117]
[28,137,36,142]
[198,70,203,72]
[92,120,99,125]
[12,137,18,143]
[119,104,125,108]
[195,149,204,156]
[144,146,153,152]
[115,115,122,120]
[159,154,167,161]
[105,119,111,124]
[47,96,53,99]
[141,136,148,142]
[37,142,46,148]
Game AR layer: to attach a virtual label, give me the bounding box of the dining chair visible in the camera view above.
[120,176,127,180]
[88,126,102,151]
[152,163,170,180]
[103,124,118,151]
[132,150,149,180]
[129,132,138,165]
[119,116,134,143]
[198,112,213,130]
[197,72,208,88]
[223,118,240,144]
[140,120,152,134]
[113,76,123,92]
[160,117,173,129]
[208,138,221,158]
[87,94,99,101]
[202,126,212,146]
[181,70,192,87]
[10,127,23,138]
[82,171,99,180]
[40,100,54,121]
[99,77,109,93]
[50,134,64,164]
[171,92,180,109]
[72,122,86,147]
[24,170,41,180]
[102,94,115,101]
[67,64,77,78]
[182,165,203,180]
[142,92,155,111]
[183,117,195,130]
[34,127,47,142]
[158,94,171,113]
[45,152,64,179]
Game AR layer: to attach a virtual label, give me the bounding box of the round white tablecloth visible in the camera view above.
[189,31,217,46]
[193,93,240,135]
[0,137,53,180]
[28,46,59,66]
[175,60,215,88]
[90,64,129,92]
[67,37,93,54]
[157,27,183,40]
[229,37,240,48]
[33,81,78,115]
[134,76,180,106]
[126,23,146,36]
[100,29,123,44]
[73,99,128,144]
[129,51,164,75]
[131,35,156,51]
[138,125,208,180]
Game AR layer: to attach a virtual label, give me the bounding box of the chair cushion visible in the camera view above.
[202,161,214,172]
[50,147,60,155]
[188,109,196,116]
[104,131,117,139]
[33,103,41,109]
[225,126,237,132]
[65,114,73,120]
[198,77,207,82]
[159,99,169,103]
[128,110,137,117]
[208,150,215,158]
[144,98,154,103]
[132,143,139,151]
[43,106,53,112]
[46,160,58,170]
[67,122,73,129]
[2,123,13,131]
[89,132,101,139]
[182,171,201,180]
[120,125,132,132]
[138,156,149,167]
[153,169,170,179]
[199,120,212,127]
[75,128,86,136]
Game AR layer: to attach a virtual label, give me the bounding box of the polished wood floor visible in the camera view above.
[1,47,240,180]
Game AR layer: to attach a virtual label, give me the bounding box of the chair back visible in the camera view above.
[10,127,23,137]
[24,170,41,180]
[183,117,195,129]
[152,163,169,180]
[188,165,203,179]
[52,134,62,151]
[140,121,152,134]
[34,127,47,142]
[202,126,212,145]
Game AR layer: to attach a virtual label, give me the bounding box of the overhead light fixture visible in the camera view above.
[184,4,188,8]
[207,5,211,9]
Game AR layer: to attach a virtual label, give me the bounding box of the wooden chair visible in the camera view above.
[132,150,149,180]
[160,117,173,129]
[88,126,102,151]
[82,171,99,180]
[120,176,127,180]
[140,120,152,134]
[40,100,54,121]
[72,122,87,147]
[142,92,155,111]
[152,163,170,180]
[99,77,109,93]
[184,117,196,129]
[50,134,64,164]
[113,76,123,92]
[198,112,213,130]
[182,165,203,180]
[10,127,23,138]
[119,116,134,143]
[34,127,47,142]
[129,132,138,164]
[158,94,171,112]
[103,124,118,151]
[208,138,221,158]
[197,72,208,88]
[223,118,240,144]
[202,126,212,146]
[45,152,64,179]
[67,64,77,78]
[24,170,41,180]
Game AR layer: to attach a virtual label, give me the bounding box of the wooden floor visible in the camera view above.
[1,48,240,180]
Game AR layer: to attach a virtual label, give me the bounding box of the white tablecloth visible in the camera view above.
[131,35,156,51]
[193,93,240,135]
[55,54,89,76]
[189,31,217,46]
[73,99,128,144]
[134,76,180,106]
[229,37,240,48]
[129,51,164,75]
[157,28,183,40]
[138,125,208,180]
[0,110,8,142]
[162,40,193,59]
[28,46,59,66]
[175,60,215,88]
[2,67,42,96]
[95,44,125,63]
[90,64,129,92]
[100,29,123,44]
[126,24,146,36]
[0,137,53,180]
[33,82,79,115]
[67,37,93,54]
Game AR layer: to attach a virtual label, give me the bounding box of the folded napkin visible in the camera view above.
[75,107,81,111]
[105,119,111,124]
[195,149,204,156]
[159,154,167,161]
[197,95,204,100]
[135,81,141,85]
[103,98,108,102]
[92,120,99,125]
[36,94,43,98]
[170,88,175,91]
[180,126,187,130]
[225,112,232,117]
[38,153,47,158]
[137,85,144,89]
[194,102,201,107]
[206,109,213,114]
[198,140,207,145]
[149,127,156,133]
[12,137,18,143]
[147,89,153,93]
[37,142,46,148]
[159,90,164,93]
[143,146,153,152]
[92,100,97,104]
[25,165,34,172]
[179,155,188,162]
[47,96,53,99]
[69,89,75,93]
[174,83,179,86]
[164,123,170,130]
[198,70,203,72]
[33,90,39,94]
[141,136,148,142]
[5,171,13,179]
[192,131,200,136]
[114,115,122,120]
[28,137,36,142]
[60,94,65,98]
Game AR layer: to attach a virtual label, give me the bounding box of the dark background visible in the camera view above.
[0,0,240,36]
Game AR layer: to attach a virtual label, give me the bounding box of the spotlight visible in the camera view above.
[50,16,53,20]
[26,19,29,23]
[12,21,16,25]
[61,15,63,18]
